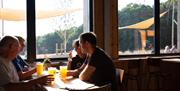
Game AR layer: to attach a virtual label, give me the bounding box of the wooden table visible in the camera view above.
[38,71,97,91]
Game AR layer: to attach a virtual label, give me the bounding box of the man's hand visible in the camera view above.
[68,51,73,59]
[29,75,54,85]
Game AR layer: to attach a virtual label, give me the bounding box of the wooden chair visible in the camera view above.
[122,59,142,91]
[146,57,161,91]
[69,83,111,91]
[113,60,129,91]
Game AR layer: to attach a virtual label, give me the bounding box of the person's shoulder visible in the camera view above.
[72,55,80,60]
[94,47,110,57]
[95,47,103,52]
[71,55,81,63]
[17,55,23,60]
[93,47,104,55]
[0,60,5,68]
[12,56,19,63]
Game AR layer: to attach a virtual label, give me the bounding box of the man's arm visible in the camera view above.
[3,76,49,91]
[79,65,96,81]
[4,75,50,91]
[67,62,87,77]
[18,67,36,80]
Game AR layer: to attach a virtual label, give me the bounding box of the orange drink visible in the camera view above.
[60,66,67,80]
[48,67,56,85]
[36,62,43,76]
[48,67,56,78]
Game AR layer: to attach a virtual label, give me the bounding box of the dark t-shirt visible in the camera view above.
[88,48,117,91]
[71,55,85,70]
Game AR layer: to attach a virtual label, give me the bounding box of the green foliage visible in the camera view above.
[36,32,63,54]
[36,25,83,54]
[119,3,153,27]
[66,25,83,51]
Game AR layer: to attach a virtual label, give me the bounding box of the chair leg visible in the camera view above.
[137,77,142,91]
[124,77,128,91]
[125,78,140,91]
[146,75,150,91]
[147,74,161,91]
[156,74,161,91]
[122,75,142,91]
[122,75,128,91]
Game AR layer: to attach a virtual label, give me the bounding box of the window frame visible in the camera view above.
[117,0,180,58]
[26,0,92,62]
[26,0,180,61]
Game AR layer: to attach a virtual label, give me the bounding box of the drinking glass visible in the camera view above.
[36,62,44,76]
[48,67,56,85]
[60,66,67,80]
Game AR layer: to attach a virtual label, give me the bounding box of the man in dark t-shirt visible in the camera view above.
[78,32,117,91]
[88,47,117,91]
[67,32,117,91]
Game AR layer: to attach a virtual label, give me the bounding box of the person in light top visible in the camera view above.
[0,36,51,91]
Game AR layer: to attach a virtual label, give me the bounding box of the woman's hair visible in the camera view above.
[72,39,80,48]
[15,36,25,43]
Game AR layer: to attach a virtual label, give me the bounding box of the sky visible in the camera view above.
[0,0,168,39]
[0,0,83,38]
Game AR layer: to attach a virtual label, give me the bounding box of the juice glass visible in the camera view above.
[60,66,67,80]
[36,62,44,76]
[48,67,56,85]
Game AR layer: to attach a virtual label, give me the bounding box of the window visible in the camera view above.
[118,0,154,55]
[160,0,178,54]
[118,0,179,56]
[0,0,27,58]
[35,0,85,59]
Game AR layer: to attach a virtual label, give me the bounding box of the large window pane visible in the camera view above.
[35,0,84,58]
[160,0,178,53]
[0,0,27,58]
[118,0,154,55]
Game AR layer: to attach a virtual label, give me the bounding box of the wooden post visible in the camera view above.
[93,0,104,49]
[27,0,36,62]
[104,0,118,59]
[177,0,180,52]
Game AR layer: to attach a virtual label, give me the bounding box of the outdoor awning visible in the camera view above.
[0,8,81,21]
[119,11,167,30]
[139,30,154,49]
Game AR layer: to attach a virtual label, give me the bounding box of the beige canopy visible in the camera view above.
[0,8,81,21]
[139,30,154,49]
[119,11,167,30]
[118,11,167,50]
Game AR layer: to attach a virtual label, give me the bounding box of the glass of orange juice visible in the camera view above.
[60,66,67,80]
[36,62,44,76]
[48,67,56,85]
